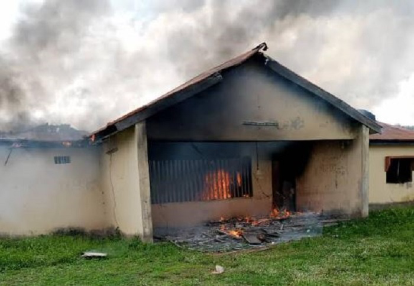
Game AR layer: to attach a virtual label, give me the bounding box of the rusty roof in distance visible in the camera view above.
[370,122,414,142]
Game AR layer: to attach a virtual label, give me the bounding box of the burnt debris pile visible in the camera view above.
[154,212,347,253]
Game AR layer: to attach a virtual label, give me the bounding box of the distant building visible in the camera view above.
[369,122,414,205]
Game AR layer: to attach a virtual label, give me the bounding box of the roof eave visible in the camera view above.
[370,140,414,146]
[92,73,223,142]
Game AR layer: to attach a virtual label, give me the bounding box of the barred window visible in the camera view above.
[149,157,253,204]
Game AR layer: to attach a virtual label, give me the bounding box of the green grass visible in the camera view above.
[1,207,414,285]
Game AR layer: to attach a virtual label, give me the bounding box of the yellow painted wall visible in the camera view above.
[297,126,369,216]
[0,146,106,235]
[369,145,414,204]
[100,123,152,240]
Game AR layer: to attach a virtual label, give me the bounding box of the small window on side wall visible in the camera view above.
[386,157,413,184]
[54,156,71,164]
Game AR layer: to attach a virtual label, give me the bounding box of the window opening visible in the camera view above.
[386,158,413,184]
[54,156,71,164]
[149,157,253,204]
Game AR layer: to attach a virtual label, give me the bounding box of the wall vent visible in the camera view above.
[54,156,71,164]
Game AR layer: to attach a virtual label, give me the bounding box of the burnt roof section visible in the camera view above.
[0,139,89,148]
[0,124,88,142]
[370,122,414,144]
[91,42,381,141]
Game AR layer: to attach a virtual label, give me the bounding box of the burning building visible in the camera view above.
[0,43,381,241]
[92,43,380,242]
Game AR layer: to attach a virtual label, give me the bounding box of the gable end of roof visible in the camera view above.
[92,43,268,141]
[91,43,382,141]
[263,55,382,134]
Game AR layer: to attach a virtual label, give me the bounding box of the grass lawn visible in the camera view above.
[1,207,414,285]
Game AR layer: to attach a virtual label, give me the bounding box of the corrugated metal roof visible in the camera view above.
[370,122,414,142]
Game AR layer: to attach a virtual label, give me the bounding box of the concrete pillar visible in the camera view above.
[135,121,153,242]
[101,122,153,241]
[359,125,370,217]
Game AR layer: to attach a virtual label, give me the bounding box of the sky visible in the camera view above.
[0,0,413,131]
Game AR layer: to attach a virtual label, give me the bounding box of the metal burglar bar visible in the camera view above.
[149,157,252,204]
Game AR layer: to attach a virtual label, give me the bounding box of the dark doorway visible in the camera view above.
[272,143,312,212]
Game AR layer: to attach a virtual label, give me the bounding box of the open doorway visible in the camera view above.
[272,143,312,212]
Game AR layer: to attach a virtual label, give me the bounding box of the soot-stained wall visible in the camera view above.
[147,59,358,141]
[150,142,292,228]
[145,58,367,228]
[296,126,369,216]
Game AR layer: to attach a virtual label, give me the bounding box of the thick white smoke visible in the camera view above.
[0,0,413,131]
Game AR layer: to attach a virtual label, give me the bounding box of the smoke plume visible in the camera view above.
[1,0,414,131]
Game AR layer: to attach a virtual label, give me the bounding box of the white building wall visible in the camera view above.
[0,145,106,235]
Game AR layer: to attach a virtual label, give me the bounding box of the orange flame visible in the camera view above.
[220,224,243,238]
[203,169,232,200]
[270,208,279,217]
[202,170,245,200]
[270,208,291,219]
[236,172,242,187]
[228,229,243,238]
